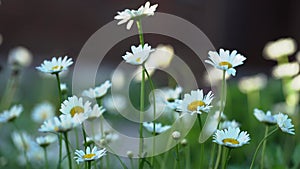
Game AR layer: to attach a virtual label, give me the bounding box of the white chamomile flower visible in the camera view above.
[272,62,299,79]
[60,95,91,124]
[143,122,171,134]
[8,46,32,68]
[213,127,250,148]
[205,48,246,76]
[31,102,55,123]
[74,146,106,164]
[238,74,267,93]
[177,89,214,114]
[39,114,80,133]
[122,43,154,65]
[253,108,277,125]
[36,135,57,148]
[220,120,240,129]
[274,113,295,135]
[36,56,73,74]
[155,86,182,110]
[82,80,111,99]
[86,104,106,121]
[114,1,158,30]
[0,105,23,123]
[263,38,296,60]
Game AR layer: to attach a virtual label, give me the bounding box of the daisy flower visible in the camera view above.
[143,122,171,134]
[60,95,91,124]
[122,43,154,65]
[253,108,277,125]
[114,1,158,30]
[82,80,111,99]
[36,56,73,74]
[263,38,296,60]
[12,131,36,152]
[74,146,106,164]
[39,114,80,133]
[213,127,250,148]
[86,104,106,121]
[177,89,214,114]
[272,62,299,79]
[205,48,246,76]
[274,113,295,135]
[8,46,32,68]
[31,102,55,123]
[220,120,240,129]
[238,74,267,93]
[0,105,23,123]
[36,135,57,148]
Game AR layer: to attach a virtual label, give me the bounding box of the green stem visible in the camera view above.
[260,126,269,169]
[136,20,144,46]
[55,73,63,105]
[63,132,72,169]
[75,128,79,149]
[219,70,226,118]
[139,65,145,169]
[43,147,49,169]
[130,158,135,169]
[214,145,222,169]
[197,114,204,168]
[176,144,181,169]
[57,134,62,169]
[250,127,278,169]
[0,69,19,110]
[209,144,216,169]
[106,145,128,169]
[143,65,157,165]
[106,153,110,169]
[82,124,87,149]
[222,148,231,169]
[87,161,91,169]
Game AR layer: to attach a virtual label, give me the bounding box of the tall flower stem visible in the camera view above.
[136,20,144,47]
[176,144,181,169]
[63,132,72,169]
[143,65,157,166]
[82,124,87,149]
[57,134,62,169]
[214,145,222,169]
[87,161,91,169]
[106,145,128,169]
[260,125,269,169]
[139,64,145,169]
[54,73,63,106]
[222,148,232,169]
[0,69,20,110]
[197,114,204,167]
[250,127,278,169]
[43,147,49,169]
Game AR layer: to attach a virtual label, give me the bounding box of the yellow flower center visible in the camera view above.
[52,65,63,71]
[222,138,239,145]
[136,57,141,63]
[187,100,205,111]
[83,153,96,159]
[219,61,232,68]
[70,106,84,117]
[41,112,48,120]
[54,126,59,132]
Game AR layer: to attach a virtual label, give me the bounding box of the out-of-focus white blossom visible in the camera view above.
[263,38,297,60]
[238,74,267,93]
[8,46,32,68]
[272,62,299,78]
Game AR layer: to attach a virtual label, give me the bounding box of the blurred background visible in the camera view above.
[0,0,300,71]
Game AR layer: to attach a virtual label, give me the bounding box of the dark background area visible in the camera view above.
[0,0,300,75]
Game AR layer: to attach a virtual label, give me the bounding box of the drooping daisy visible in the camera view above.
[0,105,23,123]
[205,49,246,76]
[253,108,277,125]
[114,1,158,30]
[263,38,296,60]
[143,122,171,134]
[36,135,57,148]
[39,114,80,133]
[74,146,106,164]
[86,104,106,121]
[36,56,73,74]
[82,80,111,99]
[220,120,240,130]
[12,131,36,152]
[122,44,154,65]
[155,86,182,110]
[31,102,55,123]
[274,113,295,135]
[60,95,91,124]
[177,89,214,114]
[238,74,267,93]
[213,127,250,148]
